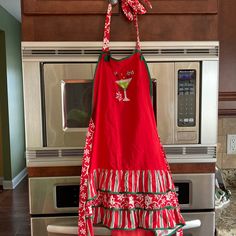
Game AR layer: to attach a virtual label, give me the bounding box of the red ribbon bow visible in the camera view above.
[121,0,152,21]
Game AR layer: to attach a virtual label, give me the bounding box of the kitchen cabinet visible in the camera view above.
[21,0,218,41]
[22,0,119,15]
[218,0,236,116]
[147,0,218,14]
[22,0,218,15]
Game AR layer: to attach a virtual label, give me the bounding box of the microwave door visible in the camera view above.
[42,62,96,147]
[148,62,175,144]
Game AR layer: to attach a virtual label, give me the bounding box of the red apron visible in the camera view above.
[78,2,185,236]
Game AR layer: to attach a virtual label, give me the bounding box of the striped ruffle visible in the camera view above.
[88,169,175,199]
[84,168,185,235]
[92,206,184,233]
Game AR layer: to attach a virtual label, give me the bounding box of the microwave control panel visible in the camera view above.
[177,70,196,127]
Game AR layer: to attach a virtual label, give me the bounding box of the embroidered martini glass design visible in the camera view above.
[116,78,132,101]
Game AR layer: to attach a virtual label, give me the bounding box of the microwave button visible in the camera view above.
[184,118,189,123]
[189,118,194,123]
[177,131,197,141]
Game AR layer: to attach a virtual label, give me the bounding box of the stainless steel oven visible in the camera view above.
[22,41,219,236]
[29,173,215,236]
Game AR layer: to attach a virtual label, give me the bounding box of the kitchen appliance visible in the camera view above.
[22,41,218,148]
[29,173,214,236]
[40,61,200,147]
[22,41,219,236]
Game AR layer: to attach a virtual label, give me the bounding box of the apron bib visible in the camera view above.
[78,3,185,236]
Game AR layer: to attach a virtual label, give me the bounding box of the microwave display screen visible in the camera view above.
[177,70,196,127]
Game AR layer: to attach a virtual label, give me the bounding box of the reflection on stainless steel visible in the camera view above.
[46,220,201,235]
[47,225,111,235]
[31,212,214,236]
[29,176,80,214]
[173,173,215,210]
[148,62,200,144]
[182,212,215,236]
[201,61,219,145]
[42,63,97,147]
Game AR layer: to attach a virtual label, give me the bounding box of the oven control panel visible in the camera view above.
[177,69,196,127]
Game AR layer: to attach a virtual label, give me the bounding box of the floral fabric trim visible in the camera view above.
[102,1,152,52]
[102,3,112,52]
[78,119,95,236]
[91,191,179,210]
[121,0,152,21]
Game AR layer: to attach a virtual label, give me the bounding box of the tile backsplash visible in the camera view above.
[217,117,236,169]
[221,169,236,187]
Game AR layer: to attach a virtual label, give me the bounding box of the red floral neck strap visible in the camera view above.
[102,0,152,52]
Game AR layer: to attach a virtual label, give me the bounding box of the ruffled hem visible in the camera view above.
[84,168,185,235]
[91,206,185,231]
[87,169,176,199]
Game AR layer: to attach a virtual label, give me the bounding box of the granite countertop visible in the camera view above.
[216,187,236,236]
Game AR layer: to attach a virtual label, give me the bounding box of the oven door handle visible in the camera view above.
[47,225,111,235]
[47,220,201,235]
[183,219,201,230]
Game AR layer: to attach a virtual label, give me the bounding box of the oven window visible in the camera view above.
[61,80,93,130]
[56,185,80,208]
[174,182,190,205]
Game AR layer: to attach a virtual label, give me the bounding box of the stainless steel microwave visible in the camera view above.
[22,41,219,148]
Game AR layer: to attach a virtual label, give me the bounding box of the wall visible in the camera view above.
[217,118,236,169]
[0,115,3,179]
[0,6,25,181]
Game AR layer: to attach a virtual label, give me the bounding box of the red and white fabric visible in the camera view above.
[78,1,185,236]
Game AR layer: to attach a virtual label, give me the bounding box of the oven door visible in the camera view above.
[31,214,213,236]
[173,173,215,210]
[29,176,81,215]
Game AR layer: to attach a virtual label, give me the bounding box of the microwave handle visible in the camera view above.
[47,225,111,235]
[151,78,157,122]
[47,220,201,234]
